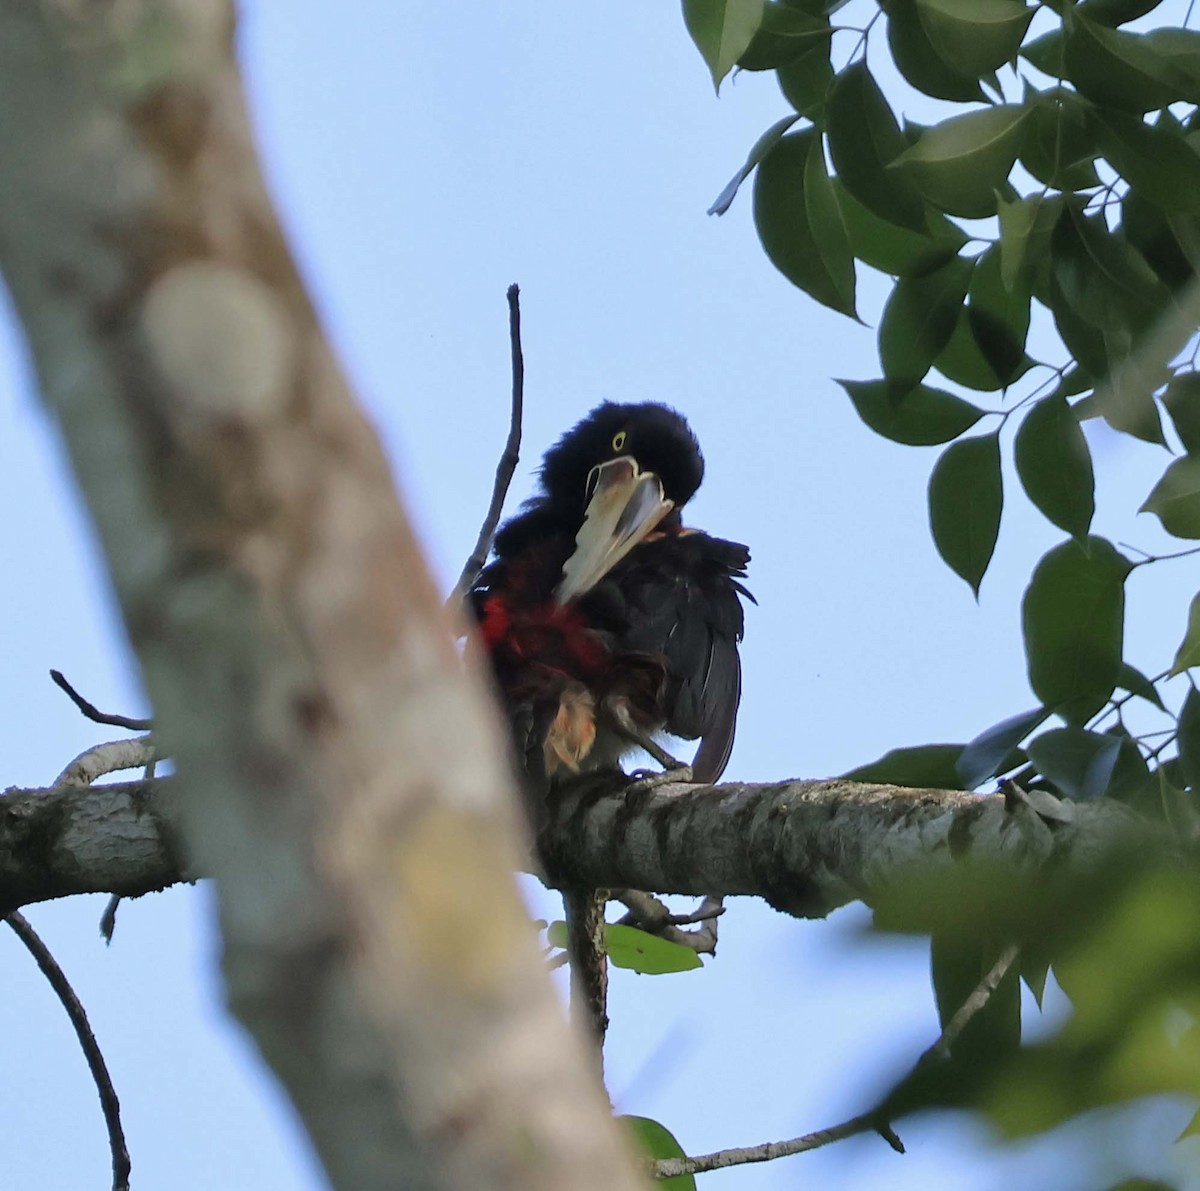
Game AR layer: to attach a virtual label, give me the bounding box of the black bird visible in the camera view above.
[471,401,752,803]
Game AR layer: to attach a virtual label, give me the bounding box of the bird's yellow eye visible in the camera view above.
[612,430,628,452]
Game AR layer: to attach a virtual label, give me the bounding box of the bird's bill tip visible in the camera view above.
[555,458,673,602]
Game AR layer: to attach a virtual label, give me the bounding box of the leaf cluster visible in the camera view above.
[682,0,1200,1169]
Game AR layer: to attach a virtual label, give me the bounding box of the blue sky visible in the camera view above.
[1,2,1198,1188]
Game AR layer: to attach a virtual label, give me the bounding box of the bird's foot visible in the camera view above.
[626,764,693,792]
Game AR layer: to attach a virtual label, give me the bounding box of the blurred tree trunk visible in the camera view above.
[0,3,644,1189]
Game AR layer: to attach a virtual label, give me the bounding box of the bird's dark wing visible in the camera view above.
[591,532,751,783]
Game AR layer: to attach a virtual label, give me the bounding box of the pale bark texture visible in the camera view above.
[0,774,1148,919]
[0,4,644,1190]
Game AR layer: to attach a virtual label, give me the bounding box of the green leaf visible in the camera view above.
[1014,394,1095,537]
[1094,111,1200,215]
[879,254,971,386]
[1078,0,1164,25]
[999,192,1062,293]
[1050,291,1109,380]
[1169,593,1200,677]
[834,180,965,276]
[935,245,1033,391]
[1022,536,1130,724]
[1116,661,1166,710]
[805,132,857,313]
[838,378,983,445]
[776,37,834,118]
[892,105,1031,219]
[1163,375,1200,454]
[827,61,927,231]
[1104,725,1157,811]
[1027,727,1122,800]
[886,0,986,102]
[1121,190,1198,292]
[1019,87,1102,191]
[928,432,1003,595]
[1143,28,1200,98]
[1178,1106,1200,1143]
[957,706,1050,788]
[606,923,702,974]
[1020,29,1066,78]
[1050,207,1173,431]
[1177,687,1200,793]
[682,0,766,91]
[843,742,968,788]
[1159,767,1200,840]
[737,3,830,70]
[709,114,799,216]
[917,0,1034,77]
[1021,947,1050,1009]
[754,129,856,315]
[1060,9,1192,112]
[1073,389,1168,449]
[1141,456,1200,539]
[622,1117,696,1190]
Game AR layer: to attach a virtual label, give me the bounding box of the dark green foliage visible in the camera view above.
[754,129,856,315]
[956,706,1048,788]
[684,0,1200,1166]
[838,378,982,444]
[842,742,968,788]
[1014,394,1094,537]
[928,432,1002,595]
[623,1116,696,1189]
[1022,537,1129,724]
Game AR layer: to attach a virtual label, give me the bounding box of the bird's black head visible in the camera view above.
[538,401,705,513]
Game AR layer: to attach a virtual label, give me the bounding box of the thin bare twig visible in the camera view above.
[50,670,152,732]
[451,283,524,605]
[653,1110,902,1179]
[653,939,1022,1179]
[6,912,130,1191]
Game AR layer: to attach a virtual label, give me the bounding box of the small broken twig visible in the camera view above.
[50,670,152,732]
[654,936,1023,1178]
[451,283,525,605]
[614,890,724,955]
[6,911,130,1191]
[100,754,158,944]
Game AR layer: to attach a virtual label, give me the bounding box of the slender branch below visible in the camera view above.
[6,911,130,1191]
[652,1109,899,1179]
[921,943,1021,1066]
[653,924,1021,1178]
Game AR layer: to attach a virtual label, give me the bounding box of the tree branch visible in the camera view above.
[540,775,1144,918]
[0,774,1153,919]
